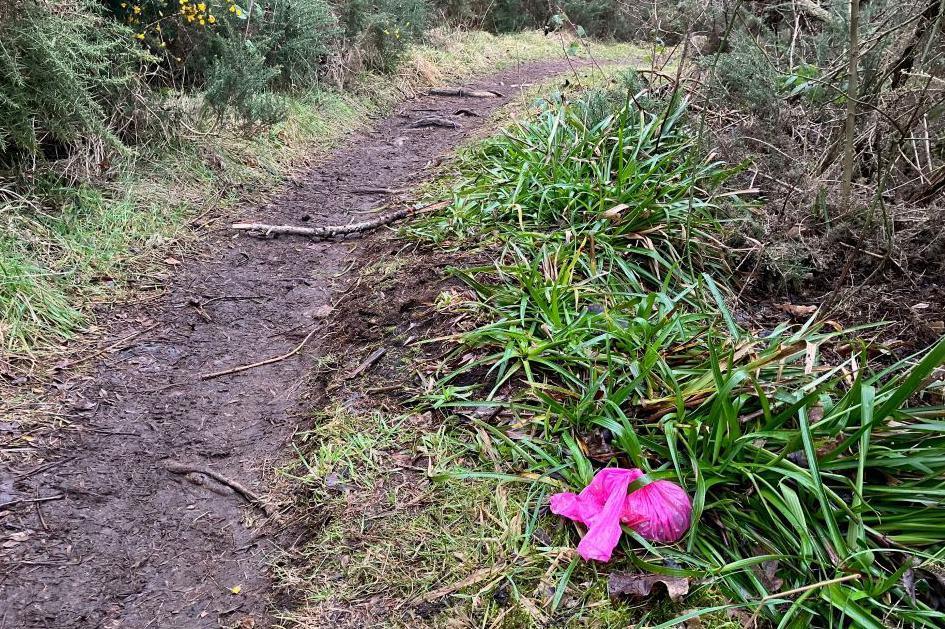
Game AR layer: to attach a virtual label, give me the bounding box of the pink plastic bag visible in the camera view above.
[549,467,692,562]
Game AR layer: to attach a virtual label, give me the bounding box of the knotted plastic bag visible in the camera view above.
[550,467,692,562]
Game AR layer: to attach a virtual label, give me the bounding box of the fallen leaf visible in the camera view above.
[778,303,817,317]
[309,304,334,319]
[9,531,30,542]
[726,607,755,625]
[607,572,689,602]
[904,567,916,604]
[756,559,784,592]
[601,203,629,220]
[163,257,181,266]
[229,584,242,595]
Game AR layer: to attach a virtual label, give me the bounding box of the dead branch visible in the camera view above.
[231,200,449,240]
[347,347,387,380]
[429,87,503,98]
[409,116,462,129]
[164,460,273,515]
[201,326,319,380]
[350,187,406,195]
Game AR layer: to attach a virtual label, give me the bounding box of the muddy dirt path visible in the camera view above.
[0,61,582,629]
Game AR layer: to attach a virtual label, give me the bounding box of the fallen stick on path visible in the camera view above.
[201,326,319,380]
[231,200,449,240]
[164,460,273,515]
[429,87,503,98]
[409,116,461,129]
[350,187,406,195]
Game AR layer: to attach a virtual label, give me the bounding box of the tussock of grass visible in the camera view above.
[412,77,945,626]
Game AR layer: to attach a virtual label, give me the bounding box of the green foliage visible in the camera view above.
[556,0,637,40]
[263,0,340,87]
[703,38,780,115]
[0,0,149,165]
[419,87,945,626]
[780,63,829,104]
[203,37,288,124]
[0,177,188,351]
[335,0,430,72]
[432,0,686,41]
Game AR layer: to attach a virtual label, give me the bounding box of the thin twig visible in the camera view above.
[350,187,407,195]
[53,323,160,372]
[0,494,64,510]
[346,347,387,380]
[201,327,319,380]
[428,87,503,98]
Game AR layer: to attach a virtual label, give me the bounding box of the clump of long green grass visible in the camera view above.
[412,78,737,296]
[419,79,945,626]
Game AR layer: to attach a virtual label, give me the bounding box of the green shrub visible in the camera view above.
[204,37,288,124]
[336,0,430,72]
[702,38,779,115]
[0,0,150,167]
[431,0,688,40]
[263,0,340,88]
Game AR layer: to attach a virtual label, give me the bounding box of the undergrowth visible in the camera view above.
[409,74,945,626]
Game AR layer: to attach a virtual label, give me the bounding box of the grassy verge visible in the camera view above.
[278,403,744,627]
[371,73,945,625]
[0,29,642,360]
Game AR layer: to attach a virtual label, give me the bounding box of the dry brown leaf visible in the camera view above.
[602,203,630,220]
[607,572,689,602]
[778,303,817,317]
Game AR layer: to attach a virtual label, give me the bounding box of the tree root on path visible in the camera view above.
[231,200,449,240]
[164,460,274,516]
[429,87,503,98]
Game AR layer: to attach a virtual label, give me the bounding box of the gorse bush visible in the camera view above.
[0,0,432,167]
[419,85,945,626]
[204,37,288,124]
[702,36,780,115]
[264,0,340,87]
[0,0,149,167]
[336,0,429,72]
